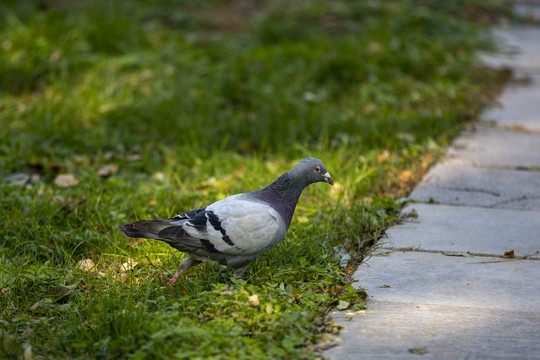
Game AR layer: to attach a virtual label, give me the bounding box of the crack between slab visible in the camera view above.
[378,247,540,261]
[410,201,540,214]
[499,125,540,135]
[488,194,540,208]
[476,121,540,135]
[437,185,501,197]
[442,161,540,173]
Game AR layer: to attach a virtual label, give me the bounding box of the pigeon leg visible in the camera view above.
[233,266,247,278]
[161,257,199,288]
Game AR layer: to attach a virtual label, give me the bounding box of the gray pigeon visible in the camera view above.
[121,157,333,287]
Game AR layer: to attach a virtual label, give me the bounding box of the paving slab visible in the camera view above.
[325,252,540,359]
[358,251,540,310]
[481,27,540,73]
[409,164,540,210]
[481,74,540,132]
[383,203,540,258]
[327,300,540,360]
[446,128,540,168]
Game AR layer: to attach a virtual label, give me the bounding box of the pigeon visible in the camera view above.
[121,157,333,287]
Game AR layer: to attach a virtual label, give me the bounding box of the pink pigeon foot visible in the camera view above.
[160,257,200,290]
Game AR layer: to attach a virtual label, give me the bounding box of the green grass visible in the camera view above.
[0,0,511,359]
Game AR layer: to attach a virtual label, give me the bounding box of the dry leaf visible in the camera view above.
[76,259,96,272]
[54,174,79,187]
[503,250,515,258]
[1,287,10,296]
[97,164,118,178]
[29,301,41,310]
[248,294,260,307]
[409,347,428,355]
[421,152,435,169]
[398,169,414,182]
[337,300,350,310]
[120,259,138,272]
[377,150,391,163]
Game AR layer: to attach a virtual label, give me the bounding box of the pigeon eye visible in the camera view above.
[313,166,321,173]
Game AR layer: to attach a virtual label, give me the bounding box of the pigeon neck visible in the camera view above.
[261,172,306,228]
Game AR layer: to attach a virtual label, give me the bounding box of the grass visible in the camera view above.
[0,0,512,359]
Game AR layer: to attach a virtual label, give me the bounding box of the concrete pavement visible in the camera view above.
[324,5,540,360]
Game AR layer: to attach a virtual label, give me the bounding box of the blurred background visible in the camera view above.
[1,0,509,167]
[0,1,513,359]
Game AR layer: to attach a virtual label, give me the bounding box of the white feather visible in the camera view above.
[182,194,285,256]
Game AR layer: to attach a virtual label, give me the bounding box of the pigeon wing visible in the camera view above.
[180,194,286,256]
[124,195,286,257]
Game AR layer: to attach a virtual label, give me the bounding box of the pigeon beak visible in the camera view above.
[323,172,334,185]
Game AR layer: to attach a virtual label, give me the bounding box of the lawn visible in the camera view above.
[1,0,511,359]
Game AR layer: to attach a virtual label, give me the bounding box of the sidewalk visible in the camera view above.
[324,5,540,360]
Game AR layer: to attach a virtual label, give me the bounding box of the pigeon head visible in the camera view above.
[255,157,333,228]
[289,157,334,186]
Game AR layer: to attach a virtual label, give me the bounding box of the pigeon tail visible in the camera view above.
[121,219,183,240]
[121,224,147,238]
